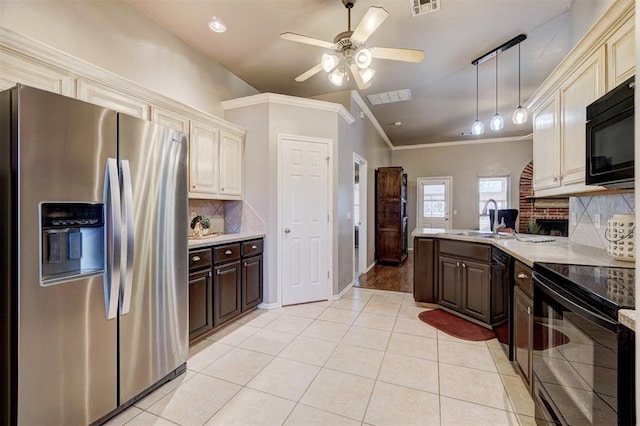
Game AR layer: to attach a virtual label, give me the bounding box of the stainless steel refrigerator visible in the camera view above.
[0,85,189,425]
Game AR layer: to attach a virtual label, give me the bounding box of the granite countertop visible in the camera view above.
[188,232,265,249]
[412,228,635,328]
[411,228,635,269]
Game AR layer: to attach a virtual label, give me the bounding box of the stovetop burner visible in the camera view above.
[535,263,635,311]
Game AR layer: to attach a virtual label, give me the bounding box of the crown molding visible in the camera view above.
[350,90,394,150]
[392,134,533,150]
[221,92,355,124]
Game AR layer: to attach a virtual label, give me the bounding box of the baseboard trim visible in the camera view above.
[257,302,281,310]
[330,281,354,300]
[366,262,376,273]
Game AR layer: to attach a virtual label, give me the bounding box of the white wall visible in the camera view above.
[392,139,533,244]
[570,0,618,46]
[0,0,258,116]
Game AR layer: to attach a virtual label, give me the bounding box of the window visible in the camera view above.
[478,176,510,231]
[423,184,445,218]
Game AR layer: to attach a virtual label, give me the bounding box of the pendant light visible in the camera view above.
[471,64,484,135]
[512,43,528,124]
[490,53,504,131]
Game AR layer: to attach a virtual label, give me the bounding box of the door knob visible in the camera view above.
[284,228,291,234]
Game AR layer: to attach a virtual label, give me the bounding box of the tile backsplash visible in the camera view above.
[188,199,265,235]
[569,192,635,249]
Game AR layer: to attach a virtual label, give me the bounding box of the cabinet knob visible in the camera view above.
[527,306,531,315]
[284,228,291,234]
[225,250,232,255]
[251,245,258,249]
[208,271,212,277]
[221,187,225,192]
[216,269,221,275]
[517,272,528,279]
[462,262,466,268]
[553,176,558,182]
[192,185,196,189]
[244,262,248,267]
[456,261,460,267]
[191,255,201,262]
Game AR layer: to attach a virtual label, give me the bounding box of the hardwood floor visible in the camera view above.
[354,251,413,293]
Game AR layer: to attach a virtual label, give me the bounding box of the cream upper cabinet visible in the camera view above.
[606,14,635,90]
[219,130,243,198]
[151,106,190,133]
[77,79,149,120]
[559,47,605,186]
[532,92,561,191]
[0,51,74,95]
[189,120,219,195]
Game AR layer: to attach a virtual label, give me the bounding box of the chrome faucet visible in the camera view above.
[481,199,500,234]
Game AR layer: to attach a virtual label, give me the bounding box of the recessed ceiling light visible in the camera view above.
[208,17,227,33]
[393,121,402,127]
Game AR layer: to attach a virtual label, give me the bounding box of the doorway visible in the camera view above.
[417,176,452,230]
[353,154,368,281]
[278,134,332,306]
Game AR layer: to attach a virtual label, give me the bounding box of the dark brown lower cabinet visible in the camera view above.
[413,237,436,303]
[437,255,462,311]
[188,268,212,340]
[213,261,241,327]
[242,254,263,311]
[514,286,533,390]
[460,259,491,323]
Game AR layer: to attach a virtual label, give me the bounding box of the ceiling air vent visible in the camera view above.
[367,89,413,106]
[411,0,440,17]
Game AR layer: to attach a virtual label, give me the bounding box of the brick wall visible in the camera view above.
[518,161,569,231]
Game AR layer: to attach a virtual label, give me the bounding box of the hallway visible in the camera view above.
[354,252,413,293]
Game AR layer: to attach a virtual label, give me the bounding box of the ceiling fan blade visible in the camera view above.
[351,7,389,44]
[295,64,324,82]
[349,63,372,91]
[281,32,335,49]
[371,47,425,63]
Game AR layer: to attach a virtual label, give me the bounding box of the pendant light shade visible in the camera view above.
[512,43,528,124]
[471,64,484,135]
[490,53,504,131]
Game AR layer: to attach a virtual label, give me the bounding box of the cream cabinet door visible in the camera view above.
[606,15,635,91]
[151,106,190,134]
[189,120,219,195]
[560,47,605,186]
[77,79,149,119]
[532,92,561,191]
[219,130,243,198]
[0,51,73,95]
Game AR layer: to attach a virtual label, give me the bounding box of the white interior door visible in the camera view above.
[417,177,452,230]
[280,135,330,305]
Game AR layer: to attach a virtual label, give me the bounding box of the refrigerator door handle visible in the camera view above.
[104,158,122,320]
[120,159,135,315]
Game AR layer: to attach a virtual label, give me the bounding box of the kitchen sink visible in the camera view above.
[478,233,517,240]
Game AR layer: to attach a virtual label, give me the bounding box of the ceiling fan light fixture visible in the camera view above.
[321,53,339,72]
[355,47,373,69]
[329,68,345,86]
[359,67,375,84]
[208,17,227,33]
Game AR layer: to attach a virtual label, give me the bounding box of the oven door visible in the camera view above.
[533,273,621,425]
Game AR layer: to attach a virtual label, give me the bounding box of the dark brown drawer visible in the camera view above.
[514,261,533,298]
[213,243,241,264]
[242,239,263,257]
[439,240,490,262]
[189,248,212,272]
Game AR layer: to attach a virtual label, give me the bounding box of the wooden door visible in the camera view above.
[213,261,241,326]
[280,135,330,305]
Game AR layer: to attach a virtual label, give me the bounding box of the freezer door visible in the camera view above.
[118,114,188,403]
[15,86,118,425]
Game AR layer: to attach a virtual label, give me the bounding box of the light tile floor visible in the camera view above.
[106,287,539,426]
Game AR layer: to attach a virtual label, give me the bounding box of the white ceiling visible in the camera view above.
[127,0,610,146]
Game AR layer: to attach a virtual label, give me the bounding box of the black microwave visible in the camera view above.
[585,75,634,188]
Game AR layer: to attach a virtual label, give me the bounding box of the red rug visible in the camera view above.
[418,309,495,341]
[418,309,570,349]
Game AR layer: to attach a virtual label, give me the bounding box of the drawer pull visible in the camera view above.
[527,306,531,315]
[225,250,232,255]
[456,261,460,267]
[244,262,248,267]
[462,262,466,269]
[191,255,201,262]
[251,245,258,249]
[517,272,528,279]
[216,269,221,275]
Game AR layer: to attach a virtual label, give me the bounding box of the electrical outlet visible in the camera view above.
[594,213,601,229]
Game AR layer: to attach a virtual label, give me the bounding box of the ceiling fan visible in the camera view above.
[281,0,425,90]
